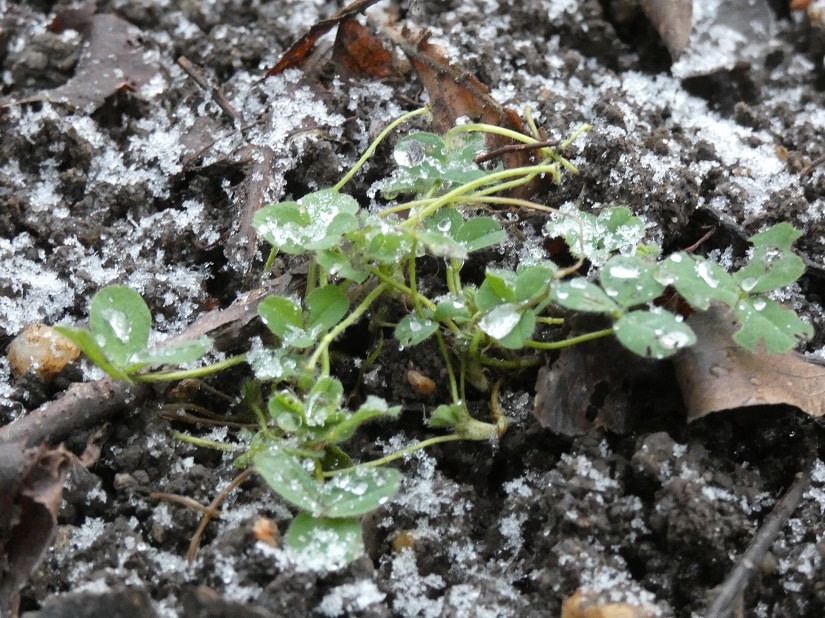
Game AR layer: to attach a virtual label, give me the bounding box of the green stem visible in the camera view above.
[408,239,423,316]
[435,330,460,403]
[448,122,544,146]
[369,268,436,313]
[172,431,241,452]
[489,380,509,438]
[262,246,278,275]
[462,194,558,213]
[526,328,613,350]
[400,164,563,225]
[134,354,248,382]
[334,106,430,192]
[536,316,565,326]
[306,283,387,370]
[322,434,465,477]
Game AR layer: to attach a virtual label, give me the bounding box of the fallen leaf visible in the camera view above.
[332,18,399,79]
[396,29,538,184]
[6,13,162,113]
[533,332,682,436]
[640,0,693,59]
[673,305,825,422]
[0,442,73,616]
[266,0,384,77]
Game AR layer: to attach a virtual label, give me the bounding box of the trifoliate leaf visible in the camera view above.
[600,255,665,308]
[732,297,813,353]
[285,514,363,570]
[128,337,212,369]
[479,303,535,349]
[657,253,740,310]
[395,315,439,346]
[89,285,151,368]
[306,286,349,332]
[749,222,802,251]
[258,296,303,339]
[320,467,400,518]
[253,189,359,254]
[455,217,505,253]
[613,308,696,359]
[254,446,323,515]
[550,278,621,314]
[514,264,555,302]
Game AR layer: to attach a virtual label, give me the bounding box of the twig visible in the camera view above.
[683,228,715,253]
[705,467,811,618]
[229,144,274,267]
[0,378,152,447]
[177,56,243,124]
[150,492,220,517]
[474,139,559,164]
[187,468,253,563]
[798,153,825,179]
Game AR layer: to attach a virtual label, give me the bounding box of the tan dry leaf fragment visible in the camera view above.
[674,305,825,422]
[0,442,73,616]
[641,0,693,58]
[533,334,681,436]
[332,18,400,79]
[265,0,384,77]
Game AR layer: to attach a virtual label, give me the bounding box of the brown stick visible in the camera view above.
[0,379,152,447]
[177,56,243,124]
[705,467,811,618]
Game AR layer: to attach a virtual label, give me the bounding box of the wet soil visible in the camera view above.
[2,1,825,616]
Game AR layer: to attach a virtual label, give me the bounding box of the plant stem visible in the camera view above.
[134,354,248,382]
[306,283,387,370]
[262,246,278,275]
[408,239,423,316]
[390,164,562,222]
[321,434,465,477]
[369,267,436,312]
[536,317,565,326]
[489,379,509,438]
[334,106,430,191]
[435,330,461,403]
[526,328,613,350]
[171,431,242,451]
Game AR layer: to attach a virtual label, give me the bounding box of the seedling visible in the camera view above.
[60,106,812,569]
[55,286,214,381]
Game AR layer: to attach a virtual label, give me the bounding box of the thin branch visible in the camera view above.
[705,467,811,618]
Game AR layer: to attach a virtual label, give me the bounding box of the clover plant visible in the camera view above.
[59,106,812,569]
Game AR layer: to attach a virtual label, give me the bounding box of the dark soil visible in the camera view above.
[2,1,825,617]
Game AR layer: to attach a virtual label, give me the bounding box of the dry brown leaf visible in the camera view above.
[641,0,693,58]
[674,305,825,422]
[0,442,73,616]
[7,13,161,114]
[332,18,400,79]
[533,333,681,436]
[265,0,384,77]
